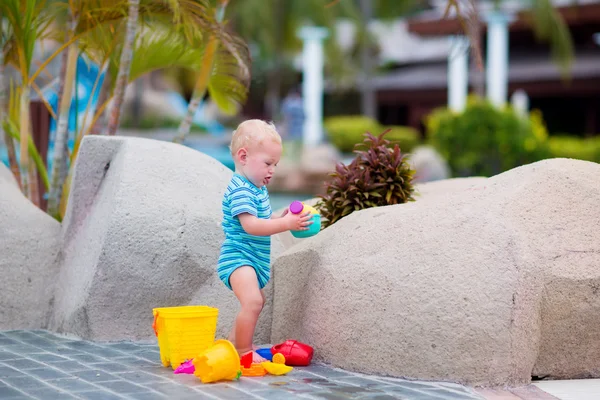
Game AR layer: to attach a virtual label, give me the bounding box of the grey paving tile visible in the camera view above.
[97,379,149,394]
[68,353,108,363]
[15,338,56,348]
[2,359,46,370]
[71,369,121,383]
[332,376,390,388]
[126,391,169,400]
[263,381,323,394]
[0,365,27,378]
[28,388,80,400]
[0,338,20,346]
[1,375,46,389]
[105,343,145,352]
[111,356,146,364]
[1,331,40,340]
[50,347,87,356]
[28,353,70,363]
[91,347,129,359]
[0,384,29,399]
[381,385,449,399]
[50,377,102,392]
[302,365,355,378]
[252,389,306,399]
[138,365,178,379]
[1,345,46,355]
[77,390,127,400]
[25,367,71,381]
[0,352,20,361]
[309,392,357,400]
[87,362,132,373]
[118,371,169,384]
[427,387,484,399]
[145,382,202,397]
[198,384,258,400]
[46,360,91,372]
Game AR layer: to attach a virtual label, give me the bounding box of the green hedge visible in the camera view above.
[548,135,600,163]
[324,116,420,153]
[425,96,550,177]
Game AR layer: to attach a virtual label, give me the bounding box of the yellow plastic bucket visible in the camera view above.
[152,305,218,370]
[193,339,241,383]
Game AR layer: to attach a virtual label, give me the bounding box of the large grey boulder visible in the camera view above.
[409,145,450,183]
[0,163,61,329]
[50,136,277,342]
[271,158,600,386]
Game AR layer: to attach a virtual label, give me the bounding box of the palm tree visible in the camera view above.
[106,0,139,136]
[228,0,353,120]
[174,0,251,143]
[1,0,55,206]
[47,4,80,217]
[0,14,21,188]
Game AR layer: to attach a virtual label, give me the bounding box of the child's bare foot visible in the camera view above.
[241,350,267,364]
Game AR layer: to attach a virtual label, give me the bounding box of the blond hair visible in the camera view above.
[230,119,281,155]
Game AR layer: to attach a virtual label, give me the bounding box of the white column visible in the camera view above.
[447,35,469,112]
[298,26,328,148]
[511,89,529,117]
[485,11,514,107]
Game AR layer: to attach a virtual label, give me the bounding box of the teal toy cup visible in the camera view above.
[289,201,321,238]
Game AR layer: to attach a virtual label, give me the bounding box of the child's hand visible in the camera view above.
[283,211,313,231]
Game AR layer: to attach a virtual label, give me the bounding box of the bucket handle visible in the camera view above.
[152,311,159,336]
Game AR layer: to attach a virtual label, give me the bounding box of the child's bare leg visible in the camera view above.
[228,288,267,349]
[230,266,267,362]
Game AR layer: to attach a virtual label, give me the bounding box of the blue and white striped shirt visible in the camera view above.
[217,173,272,289]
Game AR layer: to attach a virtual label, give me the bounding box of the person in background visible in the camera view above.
[280,87,305,163]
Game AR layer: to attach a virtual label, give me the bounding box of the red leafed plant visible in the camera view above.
[316,129,415,228]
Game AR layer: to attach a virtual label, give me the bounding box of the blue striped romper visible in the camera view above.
[217,173,272,290]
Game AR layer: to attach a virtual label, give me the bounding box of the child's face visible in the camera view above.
[238,139,282,187]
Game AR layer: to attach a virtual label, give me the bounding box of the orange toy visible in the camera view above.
[241,363,267,377]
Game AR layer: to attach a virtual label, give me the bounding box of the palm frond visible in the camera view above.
[208,35,251,115]
[525,0,574,77]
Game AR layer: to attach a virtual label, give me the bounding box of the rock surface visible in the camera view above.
[409,145,451,183]
[50,136,277,342]
[270,158,600,386]
[0,163,61,329]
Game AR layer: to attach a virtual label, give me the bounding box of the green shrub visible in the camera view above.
[548,135,600,163]
[316,130,415,228]
[425,96,549,177]
[324,115,419,153]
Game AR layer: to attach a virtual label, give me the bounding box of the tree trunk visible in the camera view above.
[48,23,78,218]
[174,38,218,143]
[175,0,228,143]
[19,85,37,204]
[0,45,21,187]
[467,0,484,97]
[107,0,139,136]
[92,71,110,135]
[359,0,377,119]
[130,75,144,127]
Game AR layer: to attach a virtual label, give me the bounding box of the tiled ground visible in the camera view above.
[0,329,486,399]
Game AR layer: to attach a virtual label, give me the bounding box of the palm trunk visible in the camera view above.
[174,0,228,143]
[106,0,139,136]
[19,85,33,201]
[47,23,78,217]
[92,72,110,135]
[0,46,21,187]
[174,38,219,143]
